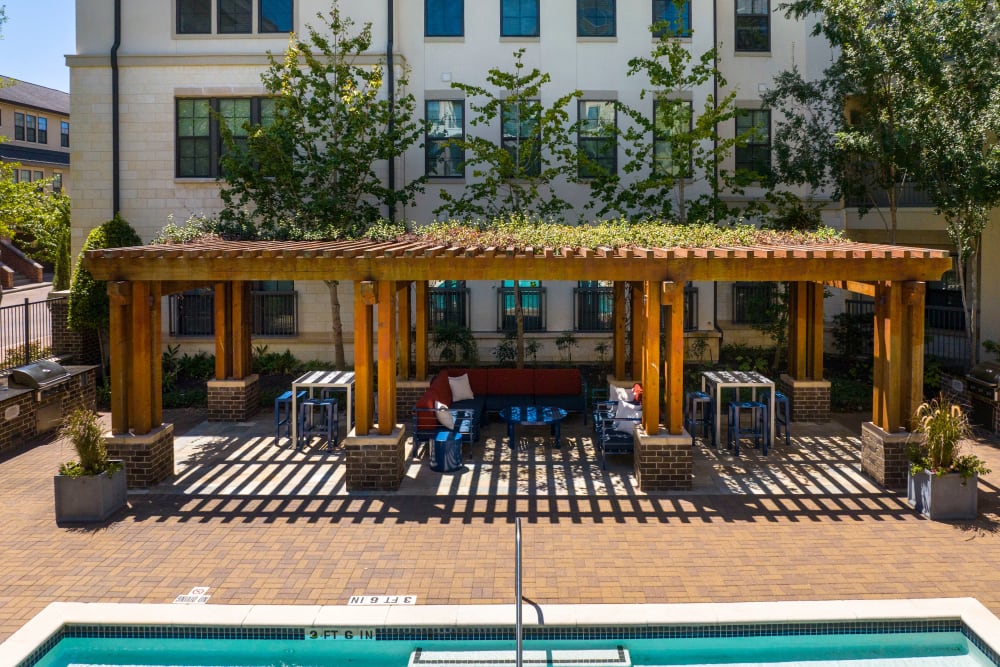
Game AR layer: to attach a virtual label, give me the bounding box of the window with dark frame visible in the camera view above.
[653,99,692,177]
[177,0,290,34]
[52,173,63,192]
[425,99,465,178]
[577,0,615,37]
[259,0,292,32]
[177,0,211,33]
[501,0,539,37]
[426,0,463,36]
[575,280,614,332]
[735,0,769,51]
[653,0,691,37]
[499,280,545,332]
[219,0,252,33]
[502,102,541,177]
[25,115,36,142]
[60,121,70,148]
[176,97,274,178]
[735,109,771,179]
[429,280,468,328]
[578,100,616,178]
[38,117,47,144]
[13,112,24,141]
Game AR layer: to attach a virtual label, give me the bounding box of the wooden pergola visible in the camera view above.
[84,238,951,490]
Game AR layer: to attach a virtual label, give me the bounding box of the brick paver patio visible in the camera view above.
[2,408,1000,643]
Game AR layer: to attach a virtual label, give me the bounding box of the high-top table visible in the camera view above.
[290,370,356,444]
[700,370,775,449]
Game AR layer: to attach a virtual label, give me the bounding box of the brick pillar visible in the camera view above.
[343,425,407,491]
[396,379,431,427]
[48,290,101,365]
[206,374,260,422]
[635,428,692,491]
[104,423,175,489]
[861,421,915,491]
[778,374,831,423]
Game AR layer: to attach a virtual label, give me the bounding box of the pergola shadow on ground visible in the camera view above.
[83,238,951,493]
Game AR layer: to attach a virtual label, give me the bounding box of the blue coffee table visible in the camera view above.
[499,406,568,449]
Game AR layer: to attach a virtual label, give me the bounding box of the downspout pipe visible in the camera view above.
[712,0,719,222]
[387,0,396,222]
[111,0,122,216]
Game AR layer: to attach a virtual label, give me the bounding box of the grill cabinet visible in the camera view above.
[965,361,1000,431]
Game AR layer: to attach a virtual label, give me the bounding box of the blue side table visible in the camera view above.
[430,430,463,473]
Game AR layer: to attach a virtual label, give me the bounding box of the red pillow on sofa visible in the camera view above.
[415,388,441,430]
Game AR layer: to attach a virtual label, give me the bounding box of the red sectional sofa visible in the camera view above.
[412,368,586,448]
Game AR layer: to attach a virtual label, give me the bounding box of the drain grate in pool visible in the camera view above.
[409,646,630,666]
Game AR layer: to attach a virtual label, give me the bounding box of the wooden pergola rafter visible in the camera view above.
[85,238,951,445]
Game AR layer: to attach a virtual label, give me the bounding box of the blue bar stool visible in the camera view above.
[762,391,791,446]
[727,400,767,456]
[297,397,339,452]
[273,390,307,446]
[685,391,715,447]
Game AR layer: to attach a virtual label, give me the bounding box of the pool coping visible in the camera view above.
[4,597,1000,667]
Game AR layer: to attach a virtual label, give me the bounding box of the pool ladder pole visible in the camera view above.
[516,516,523,667]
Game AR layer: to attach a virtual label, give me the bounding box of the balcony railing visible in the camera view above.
[169,289,299,337]
[842,298,969,367]
[845,181,934,208]
[498,287,546,332]
[0,296,63,371]
[429,286,469,329]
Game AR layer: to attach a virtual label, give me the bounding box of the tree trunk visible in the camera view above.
[956,232,981,366]
[325,280,346,370]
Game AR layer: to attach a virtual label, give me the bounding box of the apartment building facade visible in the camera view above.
[68,1,989,367]
[0,78,70,192]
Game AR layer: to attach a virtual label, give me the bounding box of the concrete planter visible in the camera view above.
[907,469,979,521]
[53,463,127,524]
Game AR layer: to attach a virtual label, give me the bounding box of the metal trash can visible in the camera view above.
[430,430,463,473]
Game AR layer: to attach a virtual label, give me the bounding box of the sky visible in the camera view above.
[0,0,75,92]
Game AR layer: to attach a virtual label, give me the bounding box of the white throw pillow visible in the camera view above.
[613,401,642,434]
[435,401,455,430]
[610,384,632,404]
[448,374,475,402]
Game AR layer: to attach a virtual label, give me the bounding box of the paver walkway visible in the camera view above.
[2,409,1000,643]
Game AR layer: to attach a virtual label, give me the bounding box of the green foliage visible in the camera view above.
[594,340,612,365]
[923,356,943,397]
[831,311,872,362]
[984,340,1000,361]
[252,345,303,375]
[68,215,142,332]
[908,397,990,480]
[829,376,872,413]
[688,336,710,362]
[758,191,824,231]
[719,343,772,375]
[53,218,71,291]
[493,331,518,367]
[431,323,478,365]
[524,338,542,366]
[4,342,53,368]
[555,331,578,364]
[152,213,225,244]
[0,162,68,267]
[58,408,120,477]
[434,49,581,219]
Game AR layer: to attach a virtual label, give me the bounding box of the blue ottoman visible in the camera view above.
[430,430,463,473]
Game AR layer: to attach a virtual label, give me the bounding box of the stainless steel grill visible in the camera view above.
[9,360,71,391]
[966,361,1000,403]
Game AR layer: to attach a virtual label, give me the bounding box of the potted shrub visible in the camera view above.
[53,408,127,524]
[907,397,990,520]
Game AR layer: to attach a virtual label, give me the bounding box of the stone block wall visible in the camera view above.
[207,375,260,422]
[344,428,406,491]
[634,430,692,491]
[861,421,913,491]
[778,375,831,423]
[397,379,431,425]
[105,423,175,489]
[0,391,40,458]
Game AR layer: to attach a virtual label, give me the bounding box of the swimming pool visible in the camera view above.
[5,598,1000,667]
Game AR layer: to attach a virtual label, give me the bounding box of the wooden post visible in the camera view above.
[872,281,904,432]
[415,280,429,380]
[662,282,685,434]
[788,282,808,380]
[213,282,232,380]
[614,281,626,380]
[808,282,825,380]
[631,282,644,380]
[231,281,252,379]
[354,281,375,435]
[108,281,131,435]
[641,281,661,435]
[128,281,154,435]
[377,280,397,435]
[397,281,412,380]
[901,281,926,429]
[150,282,163,428]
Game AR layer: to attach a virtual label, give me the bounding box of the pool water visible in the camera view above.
[32,631,996,667]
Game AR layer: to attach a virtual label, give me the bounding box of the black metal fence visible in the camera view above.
[842,298,970,368]
[845,181,934,208]
[0,295,64,371]
[168,289,299,337]
[574,285,613,331]
[497,286,546,332]
[732,282,777,324]
[429,285,469,328]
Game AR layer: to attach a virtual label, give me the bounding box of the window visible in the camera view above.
[499,280,545,332]
[425,100,465,178]
[33,171,44,182]
[260,0,293,32]
[735,109,771,179]
[578,100,616,178]
[60,121,70,148]
[25,115,36,142]
[732,282,777,324]
[169,282,299,336]
[19,169,30,183]
[429,280,469,328]
[502,102,540,176]
[176,97,273,178]
[736,0,769,51]
[578,0,615,36]
[177,0,290,34]
[501,0,539,37]
[178,0,211,33]
[575,281,614,331]
[13,112,23,141]
[653,100,692,177]
[426,0,463,36]
[52,173,63,192]
[37,117,48,144]
[653,0,691,37]
[219,0,252,33]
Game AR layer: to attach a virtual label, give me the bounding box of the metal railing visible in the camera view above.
[498,287,546,332]
[842,298,970,367]
[684,284,698,331]
[0,295,63,371]
[732,282,777,324]
[429,285,469,328]
[168,289,299,337]
[574,286,613,331]
[845,181,934,208]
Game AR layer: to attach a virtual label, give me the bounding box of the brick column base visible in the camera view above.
[397,379,431,426]
[635,428,692,491]
[343,425,407,492]
[207,375,260,422]
[778,374,831,422]
[104,423,175,489]
[861,421,918,491]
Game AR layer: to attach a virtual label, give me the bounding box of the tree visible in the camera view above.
[218,0,425,368]
[68,215,143,376]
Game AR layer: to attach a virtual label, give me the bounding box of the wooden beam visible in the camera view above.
[359,280,377,305]
[825,280,877,297]
[160,280,214,296]
[213,282,232,380]
[128,281,153,435]
[377,280,397,434]
[902,281,926,429]
[231,281,252,379]
[872,281,888,430]
[107,281,130,435]
[873,282,905,431]
[808,282,824,380]
[397,281,411,380]
[415,280,429,380]
[150,282,163,428]
[641,281,661,435]
[614,281,626,380]
[631,283,643,380]
[663,282,685,435]
[353,281,374,435]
